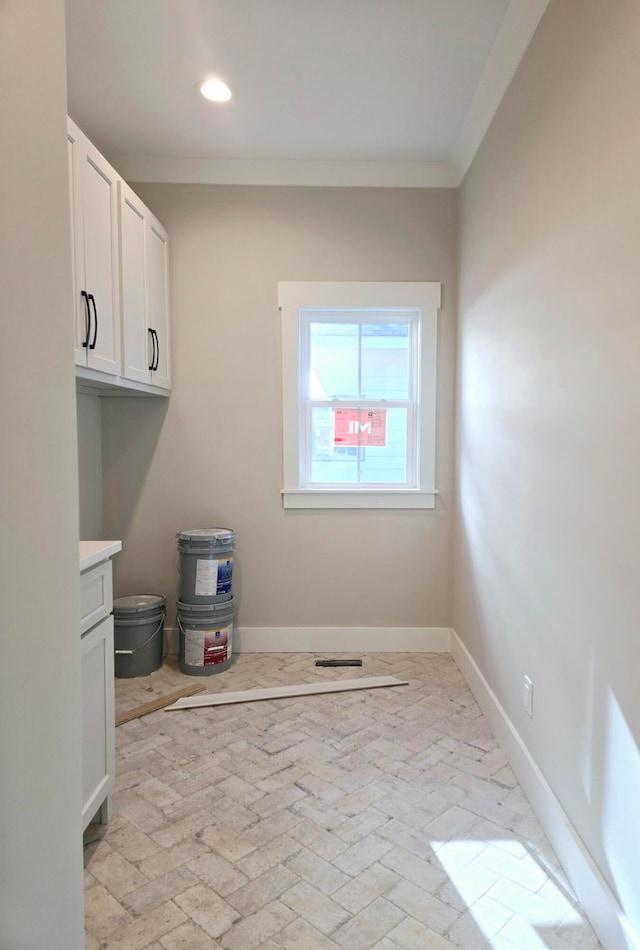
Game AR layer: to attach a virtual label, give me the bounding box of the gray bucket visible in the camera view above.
[176,527,235,605]
[113,594,166,678]
[177,598,234,675]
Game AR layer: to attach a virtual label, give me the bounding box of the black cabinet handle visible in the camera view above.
[88,294,98,349]
[148,328,156,371]
[81,291,91,348]
[150,329,160,372]
[88,295,98,349]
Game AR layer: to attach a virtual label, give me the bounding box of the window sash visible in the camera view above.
[302,400,417,489]
[299,309,420,490]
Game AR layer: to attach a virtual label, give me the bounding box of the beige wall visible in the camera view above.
[102,186,457,631]
[455,0,640,939]
[0,0,85,946]
[77,392,104,538]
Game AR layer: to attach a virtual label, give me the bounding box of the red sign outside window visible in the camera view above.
[334,409,387,447]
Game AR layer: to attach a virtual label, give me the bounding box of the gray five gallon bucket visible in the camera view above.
[113,594,166,678]
[176,527,235,605]
[177,598,234,675]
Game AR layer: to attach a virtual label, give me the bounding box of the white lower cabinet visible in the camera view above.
[79,544,120,832]
[81,615,115,831]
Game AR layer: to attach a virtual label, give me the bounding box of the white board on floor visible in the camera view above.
[164,676,408,711]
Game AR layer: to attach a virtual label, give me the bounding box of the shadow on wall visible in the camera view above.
[102,396,170,541]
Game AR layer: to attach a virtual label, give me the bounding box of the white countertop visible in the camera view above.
[79,540,122,572]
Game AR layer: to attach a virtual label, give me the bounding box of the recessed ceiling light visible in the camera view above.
[198,78,233,102]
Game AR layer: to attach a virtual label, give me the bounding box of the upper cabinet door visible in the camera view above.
[119,181,171,390]
[119,183,151,384]
[147,219,171,390]
[68,120,87,368]
[68,117,121,376]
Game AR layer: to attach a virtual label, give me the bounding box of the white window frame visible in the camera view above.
[279,281,440,509]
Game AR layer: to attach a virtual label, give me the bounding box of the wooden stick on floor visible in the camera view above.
[164,676,408,711]
[115,683,206,726]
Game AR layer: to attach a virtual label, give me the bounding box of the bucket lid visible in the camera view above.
[113,594,166,615]
[176,527,235,543]
[177,597,234,616]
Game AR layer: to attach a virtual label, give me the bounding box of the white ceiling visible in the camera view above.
[64,0,549,186]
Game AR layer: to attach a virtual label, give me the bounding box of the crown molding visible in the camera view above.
[452,0,551,181]
[108,156,459,188]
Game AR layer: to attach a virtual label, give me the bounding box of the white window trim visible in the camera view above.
[279,281,441,510]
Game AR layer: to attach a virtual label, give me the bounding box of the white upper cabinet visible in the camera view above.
[68,117,171,395]
[119,182,171,390]
[68,118,121,376]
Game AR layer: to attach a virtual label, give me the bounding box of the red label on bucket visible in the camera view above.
[203,628,229,665]
[184,623,232,667]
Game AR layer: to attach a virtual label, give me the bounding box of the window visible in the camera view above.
[279,281,440,508]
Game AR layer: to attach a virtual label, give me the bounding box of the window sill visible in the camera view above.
[281,489,437,510]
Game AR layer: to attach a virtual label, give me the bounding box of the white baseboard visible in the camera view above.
[163,625,451,656]
[450,630,639,950]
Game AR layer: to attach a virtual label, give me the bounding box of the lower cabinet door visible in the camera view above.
[81,615,115,831]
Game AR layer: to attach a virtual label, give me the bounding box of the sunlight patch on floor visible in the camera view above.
[432,837,596,949]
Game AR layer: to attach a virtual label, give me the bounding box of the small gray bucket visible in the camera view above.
[176,527,235,605]
[177,598,234,675]
[113,594,166,678]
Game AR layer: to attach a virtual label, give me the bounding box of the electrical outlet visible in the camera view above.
[523,675,533,718]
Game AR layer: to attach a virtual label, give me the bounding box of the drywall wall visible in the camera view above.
[77,391,103,538]
[0,1,85,947]
[102,186,457,634]
[455,0,640,942]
